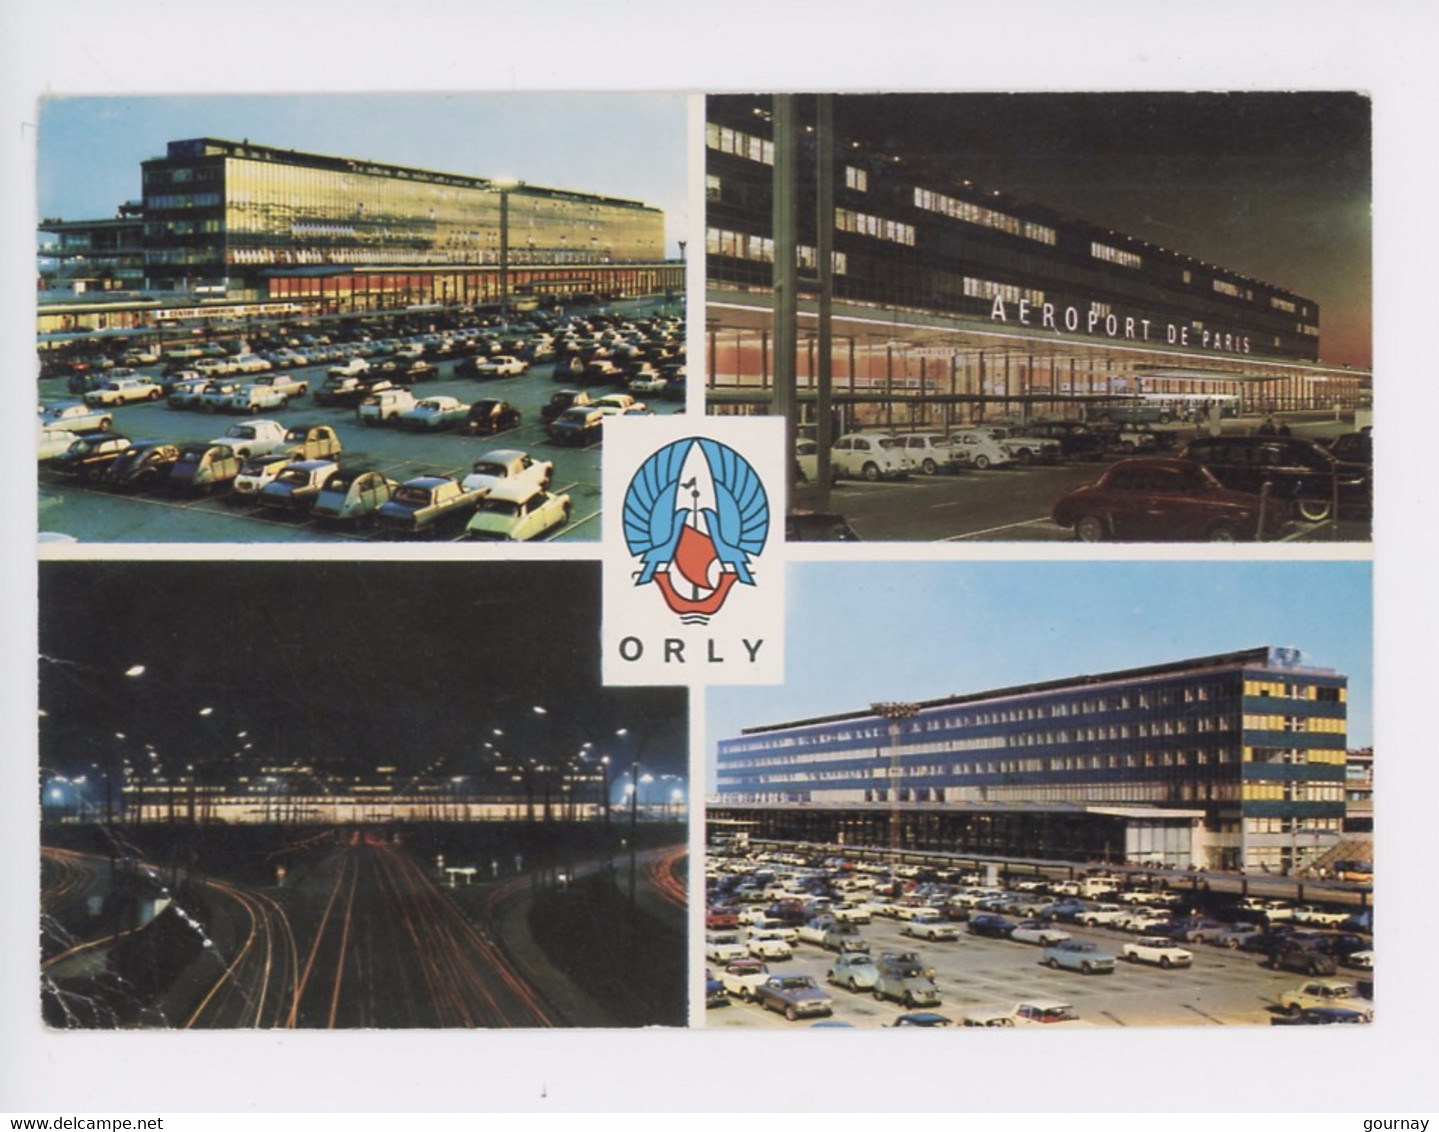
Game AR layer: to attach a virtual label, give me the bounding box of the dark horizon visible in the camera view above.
[39,561,688,793]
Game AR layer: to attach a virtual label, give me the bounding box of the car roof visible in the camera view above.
[477,448,526,462]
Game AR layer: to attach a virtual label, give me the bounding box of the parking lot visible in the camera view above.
[790,417,1371,543]
[38,300,684,543]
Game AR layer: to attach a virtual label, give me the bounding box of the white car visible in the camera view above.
[41,402,114,433]
[830,433,909,481]
[746,931,794,961]
[39,426,78,462]
[465,483,572,542]
[1009,920,1072,946]
[459,449,554,495]
[964,999,1090,1027]
[1346,950,1374,969]
[901,914,960,942]
[83,377,163,406]
[399,396,471,431]
[475,355,529,377]
[208,420,290,459]
[705,933,749,963]
[229,453,297,504]
[949,428,1013,470]
[890,432,959,475]
[1121,936,1194,968]
[592,393,646,416]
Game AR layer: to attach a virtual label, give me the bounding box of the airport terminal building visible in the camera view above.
[712,647,1349,873]
[705,96,1369,423]
[39,137,676,325]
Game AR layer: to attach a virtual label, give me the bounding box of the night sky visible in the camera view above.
[39,561,688,785]
[740,92,1372,368]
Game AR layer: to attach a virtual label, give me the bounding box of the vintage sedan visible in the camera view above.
[399,396,471,431]
[460,449,553,496]
[463,399,523,437]
[901,914,960,942]
[1041,940,1117,975]
[872,959,941,1008]
[891,1012,954,1027]
[257,460,339,512]
[755,975,833,1021]
[1277,979,1372,1019]
[311,469,398,526]
[966,913,1017,939]
[705,969,729,1010]
[1009,920,1072,947]
[83,377,164,406]
[168,443,242,493]
[826,951,881,993]
[228,454,296,506]
[1053,458,1279,542]
[50,432,133,480]
[465,483,572,542]
[705,933,749,964]
[208,419,290,459]
[745,930,794,961]
[40,402,113,433]
[1121,936,1194,968]
[718,959,771,1001]
[38,426,78,463]
[100,442,182,491]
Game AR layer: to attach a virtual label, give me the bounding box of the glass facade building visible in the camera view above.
[706,96,1368,420]
[138,137,666,293]
[713,647,1348,872]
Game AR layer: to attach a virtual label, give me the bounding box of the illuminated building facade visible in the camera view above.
[706,95,1368,418]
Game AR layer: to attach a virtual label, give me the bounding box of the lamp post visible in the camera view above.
[872,701,919,866]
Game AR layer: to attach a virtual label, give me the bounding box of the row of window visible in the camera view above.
[717,746,1244,789]
[147,192,223,210]
[1241,782,1346,802]
[962,276,1046,307]
[1091,242,1143,269]
[912,187,1057,246]
[1247,746,1348,766]
[1243,714,1347,735]
[1213,278,1252,299]
[1245,679,1344,702]
[1270,296,1297,313]
[706,122,774,165]
[1245,816,1343,834]
[835,207,915,246]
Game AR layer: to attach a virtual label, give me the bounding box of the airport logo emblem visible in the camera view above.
[603,416,784,686]
[622,437,769,625]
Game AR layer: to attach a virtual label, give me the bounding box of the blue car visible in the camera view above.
[1042,939,1117,975]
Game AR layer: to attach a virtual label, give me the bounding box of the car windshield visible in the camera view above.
[227,427,257,439]
[480,499,521,517]
[471,463,507,477]
[779,978,813,990]
[275,469,312,485]
[394,486,433,505]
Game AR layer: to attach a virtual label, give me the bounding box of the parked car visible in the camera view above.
[1009,920,1071,947]
[40,402,113,433]
[967,914,1017,939]
[890,1012,954,1027]
[1327,431,1372,465]
[400,396,471,431]
[257,459,339,513]
[229,454,297,506]
[1121,936,1194,968]
[827,951,881,993]
[208,419,290,460]
[356,387,418,426]
[830,433,910,481]
[542,388,593,424]
[38,426,78,463]
[705,969,729,1010]
[871,958,941,1008]
[705,932,750,964]
[465,483,572,541]
[1277,979,1372,1019]
[1041,940,1117,975]
[755,975,834,1021]
[100,442,182,491]
[1052,457,1280,542]
[50,432,133,480]
[1024,420,1110,460]
[83,377,164,406]
[1267,946,1339,976]
[168,443,242,493]
[890,432,961,476]
[718,959,771,1000]
[549,405,605,446]
[901,915,960,942]
[463,399,523,437]
[226,384,291,414]
[473,355,529,378]
[1180,435,1372,521]
[948,428,1013,471]
[377,476,485,537]
[746,930,794,961]
[985,425,1063,465]
[1270,1006,1372,1025]
[592,393,646,417]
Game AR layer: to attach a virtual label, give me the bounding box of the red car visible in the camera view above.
[706,907,740,931]
[1052,458,1286,542]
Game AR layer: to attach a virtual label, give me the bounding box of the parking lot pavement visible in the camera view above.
[37,347,681,544]
[789,417,1371,543]
[705,914,1326,1029]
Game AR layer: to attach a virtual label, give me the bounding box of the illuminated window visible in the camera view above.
[845,165,868,192]
[1091,242,1142,269]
